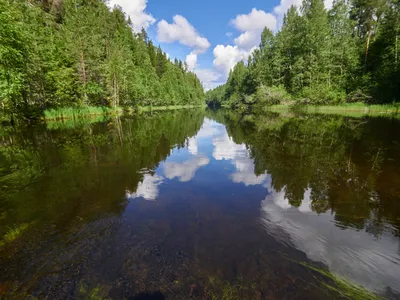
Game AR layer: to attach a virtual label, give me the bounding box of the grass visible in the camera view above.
[46,114,110,130]
[0,223,30,247]
[137,104,206,112]
[300,262,381,300]
[268,102,400,117]
[44,106,123,120]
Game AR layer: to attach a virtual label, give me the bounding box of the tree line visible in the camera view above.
[0,0,205,121]
[206,0,400,109]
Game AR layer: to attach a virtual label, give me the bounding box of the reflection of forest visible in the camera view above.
[209,109,400,236]
[0,110,205,243]
[0,110,337,299]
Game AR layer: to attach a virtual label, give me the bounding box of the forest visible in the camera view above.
[206,0,400,110]
[0,0,205,122]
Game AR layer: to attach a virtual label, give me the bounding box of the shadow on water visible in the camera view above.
[0,108,399,299]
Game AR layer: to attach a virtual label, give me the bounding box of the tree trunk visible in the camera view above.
[364,29,371,72]
[113,72,119,107]
[79,38,88,105]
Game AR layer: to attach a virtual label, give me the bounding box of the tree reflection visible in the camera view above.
[209,110,400,236]
[0,110,205,243]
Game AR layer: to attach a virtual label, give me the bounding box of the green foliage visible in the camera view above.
[207,0,399,110]
[44,106,122,120]
[0,0,205,120]
[300,84,347,104]
[254,85,291,106]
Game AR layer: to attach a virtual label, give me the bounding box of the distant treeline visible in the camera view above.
[0,0,205,121]
[206,0,400,109]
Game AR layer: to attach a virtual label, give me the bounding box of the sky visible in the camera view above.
[108,0,333,90]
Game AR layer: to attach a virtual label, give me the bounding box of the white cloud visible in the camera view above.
[211,8,277,77]
[273,0,333,20]
[234,31,260,51]
[194,69,223,91]
[186,51,198,71]
[226,32,233,37]
[324,0,334,10]
[157,15,210,53]
[108,0,155,33]
[231,8,277,32]
[164,156,209,182]
[213,45,256,75]
[273,0,302,17]
[126,173,163,201]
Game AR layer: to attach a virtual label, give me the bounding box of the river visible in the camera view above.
[0,109,399,299]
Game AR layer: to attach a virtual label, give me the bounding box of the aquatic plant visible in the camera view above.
[0,223,30,246]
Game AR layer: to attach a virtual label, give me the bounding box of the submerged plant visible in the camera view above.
[0,223,30,246]
[297,261,381,300]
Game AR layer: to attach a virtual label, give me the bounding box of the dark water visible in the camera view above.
[1,109,400,299]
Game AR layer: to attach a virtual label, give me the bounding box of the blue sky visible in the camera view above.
[108,0,333,90]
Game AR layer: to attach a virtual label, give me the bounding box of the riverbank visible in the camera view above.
[44,106,123,121]
[267,102,400,117]
[44,104,206,120]
[42,105,207,129]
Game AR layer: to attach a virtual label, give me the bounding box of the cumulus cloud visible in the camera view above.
[157,15,210,53]
[186,51,198,71]
[273,0,333,20]
[213,45,256,75]
[211,8,277,77]
[126,173,163,201]
[231,8,277,32]
[194,69,223,91]
[164,156,210,182]
[234,31,260,51]
[273,0,302,17]
[108,0,155,33]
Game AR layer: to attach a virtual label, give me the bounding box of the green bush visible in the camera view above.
[254,85,291,106]
[300,84,346,105]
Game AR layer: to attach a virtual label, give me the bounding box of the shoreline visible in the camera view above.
[43,105,205,122]
[267,103,400,117]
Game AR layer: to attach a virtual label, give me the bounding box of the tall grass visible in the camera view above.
[268,102,400,117]
[44,106,123,120]
[46,115,110,130]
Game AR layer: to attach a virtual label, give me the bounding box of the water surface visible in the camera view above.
[1,109,400,299]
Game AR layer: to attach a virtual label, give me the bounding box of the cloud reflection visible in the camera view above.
[126,173,163,201]
[213,133,247,160]
[231,156,269,186]
[187,137,198,155]
[164,156,210,182]
[212,131,269,186]
[261,188,400,294]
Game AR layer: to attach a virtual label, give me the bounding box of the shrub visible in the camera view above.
[254,85,291,106]
[300,84,346,105]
